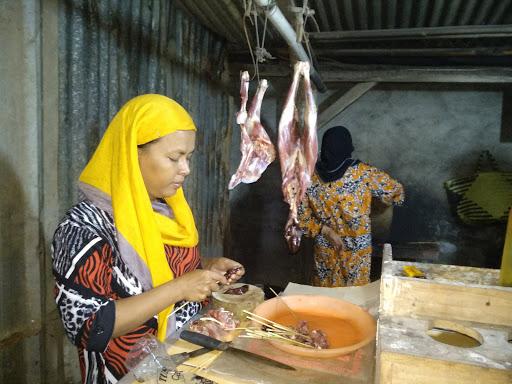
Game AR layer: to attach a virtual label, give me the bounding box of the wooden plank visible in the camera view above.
[381,277,512,327]
[318,82,376,129]
[309,25,512,42]
[380,352,512,384]
[229,62,512,83]
[321,66,512,84]
[314,47,512,57]
[377,315,512,383]
[379,245,512,326]
[377,245,512,383]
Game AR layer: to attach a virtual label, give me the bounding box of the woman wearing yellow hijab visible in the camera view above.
[52,94,244,383]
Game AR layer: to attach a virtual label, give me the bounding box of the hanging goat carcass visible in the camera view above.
[229,71,276,190]
[278,62,318,253]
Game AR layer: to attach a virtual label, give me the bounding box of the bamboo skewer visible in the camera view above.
[197,317,224,326]
[241,309,315,348]
[243,311,296,332]
[268,287,301,323]
[169,301,190,317]
[240,330,315,348]
[243,310,313,340]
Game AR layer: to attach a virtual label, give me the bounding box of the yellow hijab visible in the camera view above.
[80,94,199,341]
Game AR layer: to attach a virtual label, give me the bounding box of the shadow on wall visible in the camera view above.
[0,154,28,382]
[229,160,314,289]
[391,174,506,268]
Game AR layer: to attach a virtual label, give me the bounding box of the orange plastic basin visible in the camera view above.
[251,295,376,358]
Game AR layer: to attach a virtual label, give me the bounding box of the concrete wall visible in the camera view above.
[326,84,511,268]
[1,1,43,382]
[229,82,511,289]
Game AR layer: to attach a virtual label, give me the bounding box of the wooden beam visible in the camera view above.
[314,47,512,57]
[379,245,512,327]
[229,62,512,83]
[320,65,512,84]
[309,24,512,42]
[318,82,376,130]
[380,350,512,384]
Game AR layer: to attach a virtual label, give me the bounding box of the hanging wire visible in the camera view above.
[243,0,260,81]
[302,0,320,36]
[255,4,275,67]
[243,0,259,81]
[293,0,317,63]
[242,0,276,82]
[261,9,269,48]
[253,5,261,82]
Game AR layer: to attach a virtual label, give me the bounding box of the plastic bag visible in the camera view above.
[125,335,181,382]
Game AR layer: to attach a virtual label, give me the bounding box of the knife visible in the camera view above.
[168,347,211,368]
[180,330,296,371]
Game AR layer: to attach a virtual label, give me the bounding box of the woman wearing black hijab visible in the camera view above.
[297,126,404,287]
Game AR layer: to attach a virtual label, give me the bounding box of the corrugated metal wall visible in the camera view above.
[59,0,233,257]
[0,1,232,382]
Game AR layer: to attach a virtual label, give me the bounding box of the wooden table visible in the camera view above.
[120,282,381,383]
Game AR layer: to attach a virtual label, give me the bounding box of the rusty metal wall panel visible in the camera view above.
[59,0,232,257]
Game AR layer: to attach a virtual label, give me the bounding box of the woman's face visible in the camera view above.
[138,130,196,200]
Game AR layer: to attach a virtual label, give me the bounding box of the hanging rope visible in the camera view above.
[290,0,319,64]
[243,0,259,81]
[242,0,275,82]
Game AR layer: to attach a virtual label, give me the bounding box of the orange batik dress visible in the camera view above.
[298,162,404,287]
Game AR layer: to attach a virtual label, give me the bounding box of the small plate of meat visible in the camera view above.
[187,308,240,342]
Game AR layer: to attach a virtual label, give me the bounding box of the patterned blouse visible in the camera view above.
[298,162,404,287]
[52,199,201,383]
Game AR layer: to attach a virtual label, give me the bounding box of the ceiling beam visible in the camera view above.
[318,82,377,130]
[314,47,512,57]
[309,24,512,42]
[229,63,512,83]
[321,66,512,83]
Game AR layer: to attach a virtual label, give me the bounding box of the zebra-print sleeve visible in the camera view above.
[52,226,115,352]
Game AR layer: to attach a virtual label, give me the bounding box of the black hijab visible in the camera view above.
[316,126,360,183]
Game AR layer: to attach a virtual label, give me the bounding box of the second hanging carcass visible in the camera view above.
[278,61,318,253]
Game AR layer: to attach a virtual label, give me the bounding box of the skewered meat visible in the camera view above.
[229,71,276,190]
[293,320,329,349]
[204,308,239,329]
[224,266,242,281]
[278,62,318,253]
[223,284,249,295]
[188,308,240,341]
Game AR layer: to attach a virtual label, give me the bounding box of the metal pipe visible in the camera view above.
[254,0,327,92]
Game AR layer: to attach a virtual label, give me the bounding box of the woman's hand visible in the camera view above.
[174,269,228,302]
[321,225,344,251]
[202,257,245,284]
[113,268,227,338]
